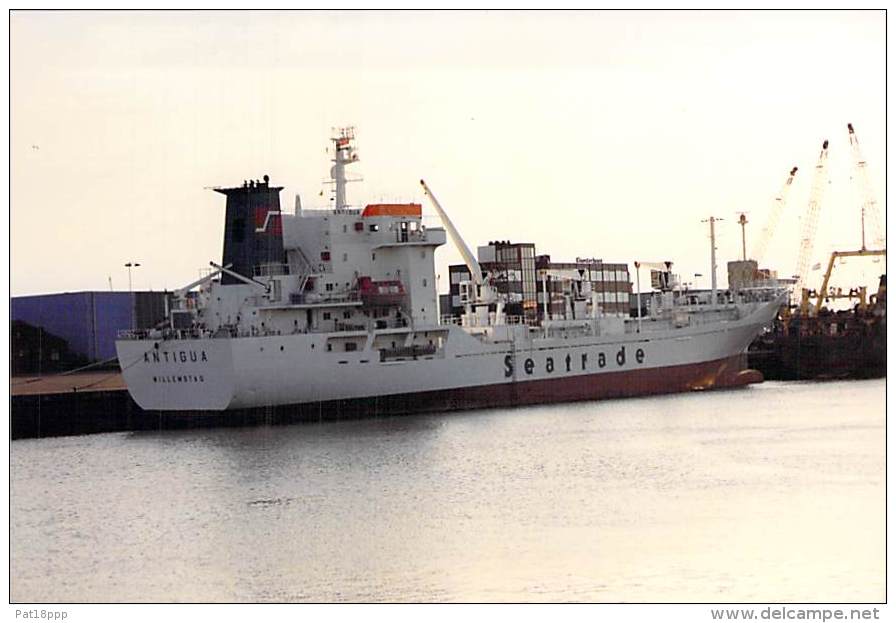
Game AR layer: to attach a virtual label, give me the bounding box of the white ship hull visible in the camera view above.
[116,297,781,414]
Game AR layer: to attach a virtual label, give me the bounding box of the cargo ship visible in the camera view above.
[115,128,785,416]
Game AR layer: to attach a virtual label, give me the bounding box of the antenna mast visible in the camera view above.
[737,213,748,261]
[330,127,359,209]
[702,216,722,306]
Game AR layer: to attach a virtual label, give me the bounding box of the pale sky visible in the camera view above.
[10,10,886,297]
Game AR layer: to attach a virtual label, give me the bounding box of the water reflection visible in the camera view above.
[11,380,885,602]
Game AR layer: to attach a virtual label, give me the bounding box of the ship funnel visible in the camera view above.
[213,177,285,285]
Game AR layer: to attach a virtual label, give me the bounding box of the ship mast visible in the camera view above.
[737,213,748,262]
[330,127,359,209]
[702,216,722,307]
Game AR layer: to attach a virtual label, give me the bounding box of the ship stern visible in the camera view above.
[115,338,236,411]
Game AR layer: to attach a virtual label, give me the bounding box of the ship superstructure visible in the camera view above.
[116,128,786,415]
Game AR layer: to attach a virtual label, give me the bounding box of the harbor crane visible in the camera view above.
[798,124,886,316]
[750,166,798,264]
[847,123,884,250]
[793,140,830,297]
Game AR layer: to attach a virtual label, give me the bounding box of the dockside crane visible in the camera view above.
[847,122,884,250]
[750,166,798,264]
[793,140,830,298]
[799,124,886,316]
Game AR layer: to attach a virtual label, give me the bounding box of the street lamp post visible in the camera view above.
[124,262,141,292]
[124,261,141,329]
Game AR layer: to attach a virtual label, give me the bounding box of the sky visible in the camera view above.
[10,10,886,297]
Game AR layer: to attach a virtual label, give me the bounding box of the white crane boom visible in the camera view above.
[209,261,270,292]
[847,123,884,250]
[420,179,484,286]
[174,263,232,297]
[751,166,798,263]
[793,140,830,295]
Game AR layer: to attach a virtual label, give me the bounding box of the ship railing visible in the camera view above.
[333,321,369,332]
[503,315,540,326]
[117,327,218,341]
[254,263,289,277]
[438,314,537,327]
[393,229,428,244]
[289,291,361,306]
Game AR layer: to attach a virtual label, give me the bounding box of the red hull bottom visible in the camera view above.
[171,353,762,423]
[11,354,763,438]
[399,353,759,414]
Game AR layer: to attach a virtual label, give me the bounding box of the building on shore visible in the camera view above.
[446,240,632,322]
[11,291,172,364]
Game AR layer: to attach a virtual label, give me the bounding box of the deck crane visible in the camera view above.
[750,166,798,264]
[793,139,830,298]
[420,179,504,326]
[633,260,674,333]
[847,122,884,250]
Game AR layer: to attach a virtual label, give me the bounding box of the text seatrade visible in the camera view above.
[144,349,209,364]
[504,346,646,378]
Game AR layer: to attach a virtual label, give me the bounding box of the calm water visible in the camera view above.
[10,380,885,603]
